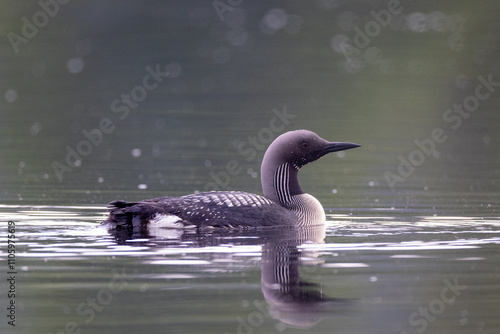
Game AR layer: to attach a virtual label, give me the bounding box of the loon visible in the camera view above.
[102,130,359,230]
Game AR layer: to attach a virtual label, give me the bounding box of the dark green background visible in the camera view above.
[1,0,499,215]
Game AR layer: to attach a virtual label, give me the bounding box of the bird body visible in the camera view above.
[102,130,359,230]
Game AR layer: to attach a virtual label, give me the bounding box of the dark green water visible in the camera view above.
[1,1,500,333]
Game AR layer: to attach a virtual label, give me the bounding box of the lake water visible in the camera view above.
[1,206,499,334]
[1,1,500,333]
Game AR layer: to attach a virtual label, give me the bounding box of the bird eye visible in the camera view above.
[302,142,309,148]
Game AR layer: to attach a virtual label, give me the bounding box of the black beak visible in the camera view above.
[323,142,361,153]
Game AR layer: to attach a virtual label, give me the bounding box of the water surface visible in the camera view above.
[1,206,499,334]
[1,1,500,333]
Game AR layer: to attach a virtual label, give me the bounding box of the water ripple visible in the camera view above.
[0,206,499,260]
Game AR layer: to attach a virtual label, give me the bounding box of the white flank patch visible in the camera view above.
[150,214,184,228]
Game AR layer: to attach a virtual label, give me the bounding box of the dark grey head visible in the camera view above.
[261,130,360,202]
[261,129,360,171]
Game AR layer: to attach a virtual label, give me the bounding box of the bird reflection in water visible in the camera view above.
[260,224,350,329]
[105,221,351,329]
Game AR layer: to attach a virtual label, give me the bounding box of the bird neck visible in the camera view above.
[262,162,304,206]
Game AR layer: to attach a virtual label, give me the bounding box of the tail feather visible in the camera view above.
[107,200,139,210]
[102,200,146,227]
[102,200,158,241]
[103,199,181,227]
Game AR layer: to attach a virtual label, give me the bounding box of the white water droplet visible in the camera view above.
[131,148,142,157]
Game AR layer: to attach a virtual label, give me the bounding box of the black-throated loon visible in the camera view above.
[102,130,359,230]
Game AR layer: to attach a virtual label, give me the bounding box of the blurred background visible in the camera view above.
[1,0,499,214]
[2,3,500,334]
